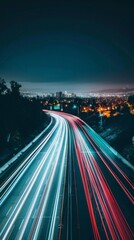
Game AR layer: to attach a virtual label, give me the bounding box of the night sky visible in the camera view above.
[0,0,134,92]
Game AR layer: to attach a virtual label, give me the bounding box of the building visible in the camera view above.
[56,91,63,98]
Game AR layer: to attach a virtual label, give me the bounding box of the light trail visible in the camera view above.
[29,116,68,240]
[59,112,133,240]
[17,122,65,240]
[0,116,59,205]
[1,124,59,239]
[76,120,134,203]
[0,118,54,175]
[0,111,133,240]
[0,114,67,240]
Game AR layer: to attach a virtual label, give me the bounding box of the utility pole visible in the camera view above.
[99,112,103,128]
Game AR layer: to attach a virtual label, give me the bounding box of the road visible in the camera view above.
[0,111,133,240]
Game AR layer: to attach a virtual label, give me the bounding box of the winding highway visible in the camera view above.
[0,111,133,240]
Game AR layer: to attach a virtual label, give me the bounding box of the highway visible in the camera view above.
[0,111,133,240]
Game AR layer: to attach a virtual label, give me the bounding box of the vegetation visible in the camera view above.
[128,95,134,105]
[0,78,48,158]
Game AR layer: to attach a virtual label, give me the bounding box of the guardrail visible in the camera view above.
[0,117,52,174]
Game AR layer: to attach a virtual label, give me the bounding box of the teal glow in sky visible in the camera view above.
[0,0,134,90]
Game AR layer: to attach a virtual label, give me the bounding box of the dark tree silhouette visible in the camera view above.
[10,81,21,97]
[0,78,8,95]
[128,95,134,105]
[0,79,48,162]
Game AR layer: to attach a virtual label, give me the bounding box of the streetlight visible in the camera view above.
[73,104,79,116]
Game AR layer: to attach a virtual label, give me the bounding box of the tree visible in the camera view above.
[128,95,134,105]
[10,81,22,97]
[0,78,8,95]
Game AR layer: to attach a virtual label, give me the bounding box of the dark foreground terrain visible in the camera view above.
[86,114,134,165]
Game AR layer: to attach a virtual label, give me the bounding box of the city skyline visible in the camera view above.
[19,81,134,97]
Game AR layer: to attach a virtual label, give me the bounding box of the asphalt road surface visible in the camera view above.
[0,111,133,240]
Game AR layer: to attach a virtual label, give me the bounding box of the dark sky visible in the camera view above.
[0,0,134,90]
